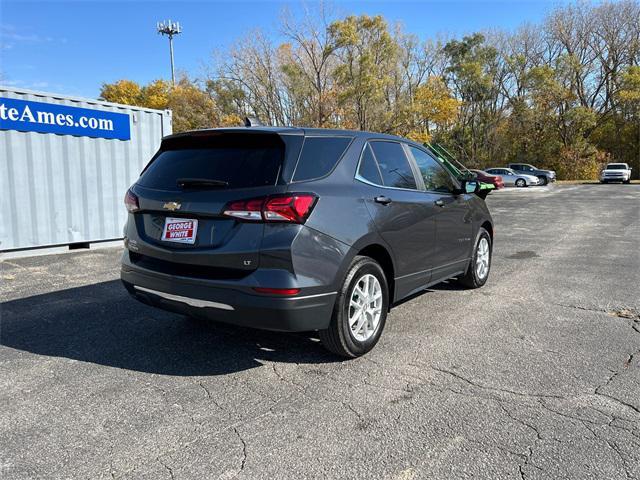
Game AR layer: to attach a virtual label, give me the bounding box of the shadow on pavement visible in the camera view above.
[0,280,337,376]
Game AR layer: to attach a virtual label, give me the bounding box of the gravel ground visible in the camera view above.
[1,184,639,479]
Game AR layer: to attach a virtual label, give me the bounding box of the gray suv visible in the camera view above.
[508,163,556,185]
[121,127,494,357]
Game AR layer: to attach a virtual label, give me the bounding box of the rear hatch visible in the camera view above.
[128,130,303,279]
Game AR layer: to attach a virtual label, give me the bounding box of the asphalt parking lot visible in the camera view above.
[1,184,639,480]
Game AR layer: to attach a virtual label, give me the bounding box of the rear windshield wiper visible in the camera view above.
[177,178,229,189]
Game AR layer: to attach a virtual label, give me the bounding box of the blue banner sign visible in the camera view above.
[0,97,131,140]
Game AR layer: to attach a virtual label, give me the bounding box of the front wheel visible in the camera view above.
[537,176,548,186]
[319,256,389,358]
[515,178,527,187]
[456,228,492,289]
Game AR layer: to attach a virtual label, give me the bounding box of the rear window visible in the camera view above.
[292,136,352,182]
[370,141,418,190]
[138,134,284,190]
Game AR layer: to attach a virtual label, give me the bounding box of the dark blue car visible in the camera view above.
[121,127,493,357]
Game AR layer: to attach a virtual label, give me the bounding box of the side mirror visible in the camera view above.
[455,180,480,195]
[465,180,480,194]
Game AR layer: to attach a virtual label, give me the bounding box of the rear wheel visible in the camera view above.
[515,178,526,187]
[319,256,389,358]
[456,228,492,289]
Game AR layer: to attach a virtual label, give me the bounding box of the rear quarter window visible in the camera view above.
[292,136,353,182]
[369,141,418,190]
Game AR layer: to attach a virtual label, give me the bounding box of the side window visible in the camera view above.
[293,136,353,182]
[369,141,418,190]
[409,146,456,193]
[357,144,383,185]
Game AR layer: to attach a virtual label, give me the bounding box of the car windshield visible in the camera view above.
[607,164,627,169]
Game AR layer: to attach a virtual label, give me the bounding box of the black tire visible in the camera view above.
[537,176,548,186]
[624,179,631,184]
[515,178,526,187]
[319,256,389,358]
[456,228,492,289]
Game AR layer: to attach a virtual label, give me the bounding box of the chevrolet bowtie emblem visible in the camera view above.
[163,202,181,211]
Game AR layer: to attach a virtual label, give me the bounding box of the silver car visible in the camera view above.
[485,168,540,187]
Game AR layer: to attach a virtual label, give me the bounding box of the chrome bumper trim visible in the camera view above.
[134,286,235,311]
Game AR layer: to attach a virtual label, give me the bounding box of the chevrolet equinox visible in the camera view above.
[121,127,493,357]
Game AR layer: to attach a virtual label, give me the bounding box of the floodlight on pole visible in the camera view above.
[156,20,182,86]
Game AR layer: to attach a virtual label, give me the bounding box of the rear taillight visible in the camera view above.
[124,189,139,213]
[223,194,317,224]
[223,198,264,221]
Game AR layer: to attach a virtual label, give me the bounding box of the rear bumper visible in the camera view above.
[121,262,337,332]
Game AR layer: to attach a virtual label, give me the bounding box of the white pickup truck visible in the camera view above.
[600,163,632,184]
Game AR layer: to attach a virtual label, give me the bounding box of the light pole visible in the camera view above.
[156,20,182,86]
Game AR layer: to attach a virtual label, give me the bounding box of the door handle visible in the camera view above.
[374,195,392,205]
[435,199,445,207]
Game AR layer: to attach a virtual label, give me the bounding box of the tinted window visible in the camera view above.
[370,141,417,189]
[358,144,383,184]
[139,134,284,190]
[293,136,352,181]
[409,146,456,193]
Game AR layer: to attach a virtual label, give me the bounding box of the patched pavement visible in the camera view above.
[1,184,639,479]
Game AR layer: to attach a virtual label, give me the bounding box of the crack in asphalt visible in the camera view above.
[197,381,224,410]
[232,427,247,478]
[161,460,175,480]
[495,402,543,480]
[605,439,632,480]
[270,363,365,423]
[428,365,566,400]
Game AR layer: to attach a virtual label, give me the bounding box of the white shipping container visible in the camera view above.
[0,86,172,251]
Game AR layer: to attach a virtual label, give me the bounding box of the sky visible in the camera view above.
[1,0,570,99]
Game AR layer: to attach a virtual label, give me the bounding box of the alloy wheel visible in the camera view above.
[476,237,490,280]
[348,274,383,342]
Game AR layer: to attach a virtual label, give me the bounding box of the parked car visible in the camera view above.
[469,169,504,190]
[508,163,556,185]
[600,163,632,183]
[121,127,494,357]
[485,168,540,187]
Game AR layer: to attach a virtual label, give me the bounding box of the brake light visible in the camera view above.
[224,198,264,221]
[223,194,317,223]
[253,287,301,295]
[264,195,316,222]
[124,189,139,213]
